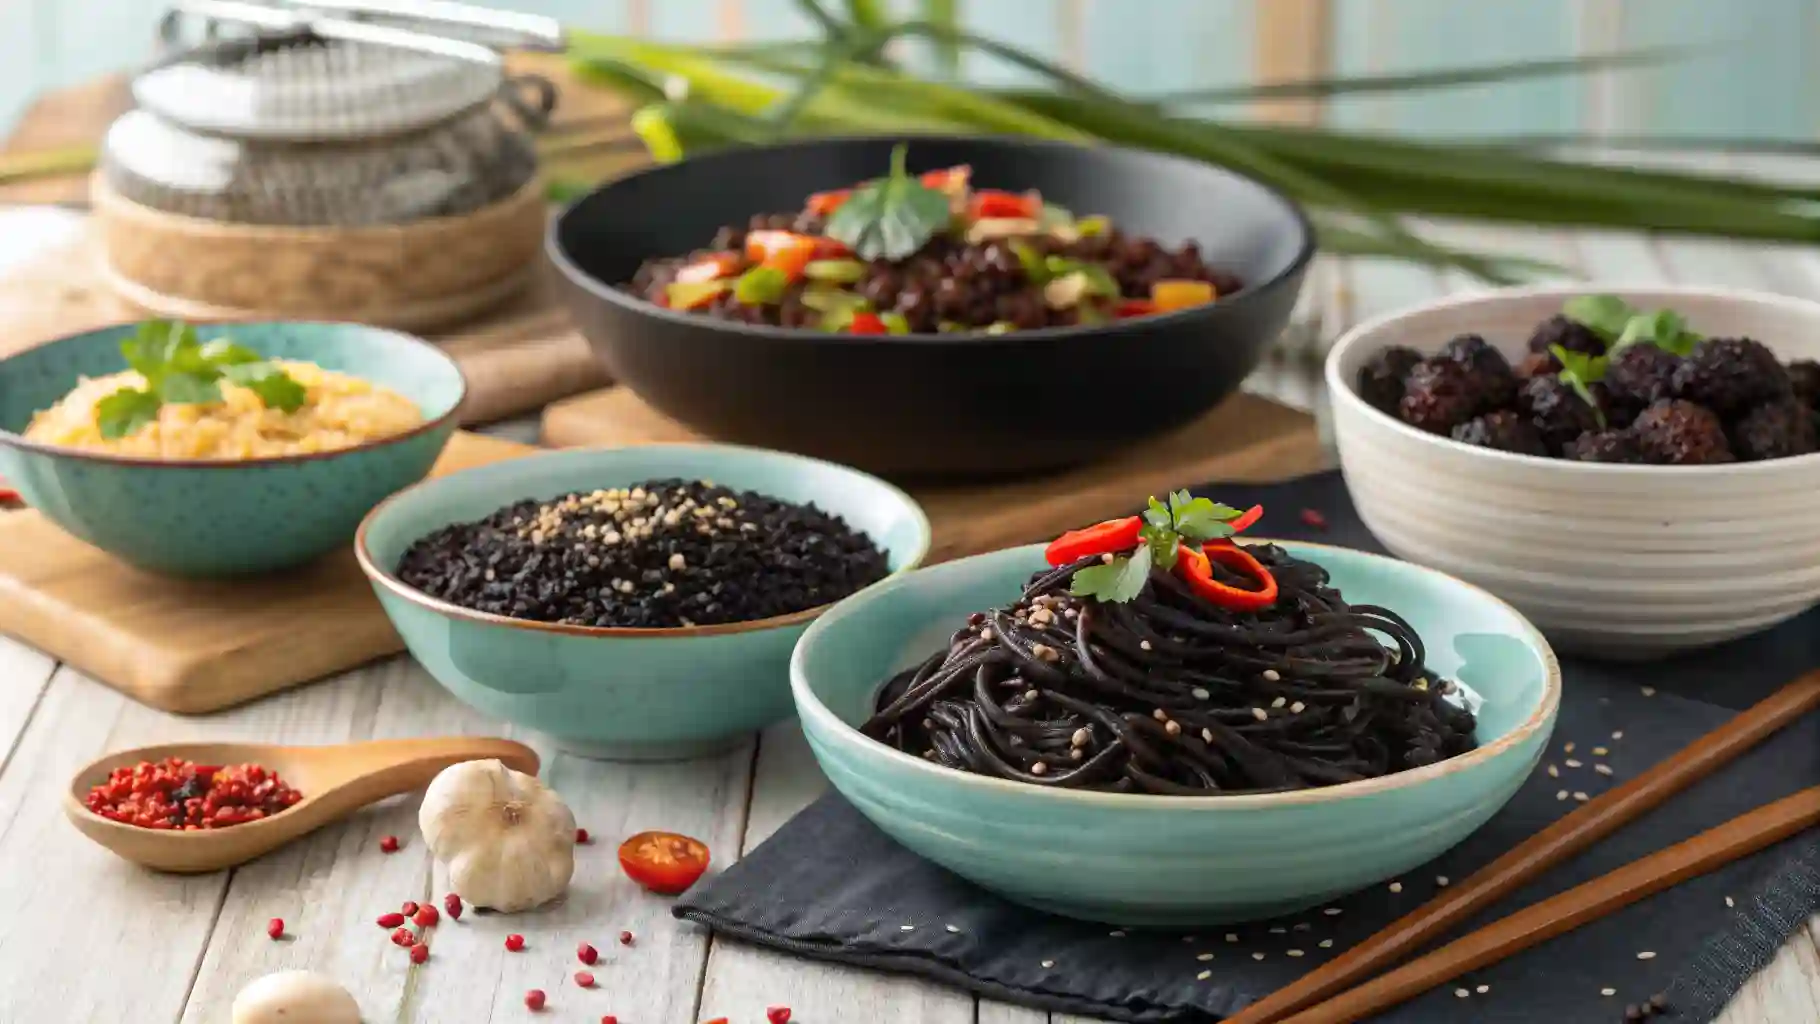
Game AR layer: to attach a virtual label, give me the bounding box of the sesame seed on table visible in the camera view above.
[2,184,1817,1023]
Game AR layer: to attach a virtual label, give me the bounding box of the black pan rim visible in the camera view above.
[545,133,1319,346]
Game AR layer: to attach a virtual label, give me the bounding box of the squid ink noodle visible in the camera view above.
[861,496,1477,795]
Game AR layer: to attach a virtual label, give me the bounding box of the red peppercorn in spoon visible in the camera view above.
[63,738,539,874]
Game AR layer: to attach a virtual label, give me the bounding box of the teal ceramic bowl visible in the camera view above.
[792,540,1561,926]
[356,443,932,761]
[0,321,465,577]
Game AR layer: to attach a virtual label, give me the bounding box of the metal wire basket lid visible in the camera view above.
[132,30,505,142]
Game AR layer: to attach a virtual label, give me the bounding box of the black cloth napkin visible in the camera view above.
[677,472,1820,1022]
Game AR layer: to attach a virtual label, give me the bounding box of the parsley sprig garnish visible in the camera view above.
[96,320,307,439]
[824,143,953,262]
[1554,294,1707,431]
[1069,491,1245,604]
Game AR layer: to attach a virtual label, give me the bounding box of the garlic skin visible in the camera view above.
[419,758,576,912]
[232,970,360,1024]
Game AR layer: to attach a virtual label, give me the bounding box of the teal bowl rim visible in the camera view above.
[791,537,1562,811]
[0,319,468,469]
[353,441,935,639]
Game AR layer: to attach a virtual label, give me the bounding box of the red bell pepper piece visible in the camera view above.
[746,231,821,281]
[968,189,1042,221]
[1114,299,1157,319]
[812,236,852,259]
[807,189,852,216]
[846,312,889,335]
[674,251,744,284]
[920,165,972,192]
[1227,504,1264,534]
[1175,540,1277,612]
[1044,516,1143,567]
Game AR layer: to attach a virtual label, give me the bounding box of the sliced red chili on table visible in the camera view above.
[968,189,1042,221]
[619,830,712,895]
[1044,516,1143,567]
[846,312,889,335]
[1175,541,1278,612]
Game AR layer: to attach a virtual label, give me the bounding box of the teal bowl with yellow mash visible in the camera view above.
[0,320,465,577]
[356,443,932,761]
[791,540,1561,925]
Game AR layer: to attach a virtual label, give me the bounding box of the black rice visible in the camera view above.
[396,479,890,629]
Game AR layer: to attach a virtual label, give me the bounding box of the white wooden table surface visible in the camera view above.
[4,164,1820,1022]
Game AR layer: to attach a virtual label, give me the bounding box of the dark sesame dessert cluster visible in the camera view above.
[625,144,1239,335]
[1357,295,1819,464]
[395,479,890,629]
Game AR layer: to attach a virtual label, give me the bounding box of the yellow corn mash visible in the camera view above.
[24,360,424,459]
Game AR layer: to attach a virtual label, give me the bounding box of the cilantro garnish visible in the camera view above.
[1610,308,1703,357]
[1069,491,1248,604]
[1550,344,1610,429]
[1561,294,1636,343]
[95,320,307,439]
[824,143,953,262]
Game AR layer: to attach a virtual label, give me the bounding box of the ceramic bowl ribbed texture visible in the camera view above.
[1326,286,1820,659]
[357,444,931,762]
[0,320,465,577]
[791,540,1559,925]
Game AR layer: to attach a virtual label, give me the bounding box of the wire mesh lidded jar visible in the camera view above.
[92,27,553,330]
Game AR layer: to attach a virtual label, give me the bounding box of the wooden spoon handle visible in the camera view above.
[308,737,540,803]
[1279,786,1820,1024]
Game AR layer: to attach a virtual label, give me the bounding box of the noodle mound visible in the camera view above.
[24,360,423,459]
[864,543,1477,795]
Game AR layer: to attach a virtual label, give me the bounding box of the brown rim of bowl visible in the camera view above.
[352,442,934,640]
[0,319,468,469]
[1323,283,1820,476]
[791,537,1563,811]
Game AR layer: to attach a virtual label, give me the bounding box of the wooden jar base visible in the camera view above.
[90,174,547,332]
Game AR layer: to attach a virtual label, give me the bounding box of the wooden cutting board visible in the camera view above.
[543,388,1331,565]
[0,431,534,714]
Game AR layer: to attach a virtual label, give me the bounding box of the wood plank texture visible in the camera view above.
[0,432,533,714]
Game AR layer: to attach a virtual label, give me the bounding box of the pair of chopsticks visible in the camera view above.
[1228,670,1820,1024]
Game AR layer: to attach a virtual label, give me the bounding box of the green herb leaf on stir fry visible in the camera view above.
[95,320,307,439]
[824,143,954,261]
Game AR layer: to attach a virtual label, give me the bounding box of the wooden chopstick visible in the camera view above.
[1278,785,1820,1024]
[1227,670,1820,1024]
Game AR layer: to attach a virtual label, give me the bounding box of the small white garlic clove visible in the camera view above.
[232,970,361,1024]
[419,759,577,913]
[1043,271,1091,310]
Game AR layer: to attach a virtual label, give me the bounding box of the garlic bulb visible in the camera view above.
[419,758,576,912]
[232,970,360,1024]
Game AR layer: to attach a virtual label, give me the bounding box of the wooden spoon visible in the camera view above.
[63,737,539,873]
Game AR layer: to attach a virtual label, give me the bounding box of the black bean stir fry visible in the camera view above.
[626,144,1242,334]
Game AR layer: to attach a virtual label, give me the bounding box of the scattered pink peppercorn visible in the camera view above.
[379,835,400,853]
[576,827,591,844]
[524,989,546,1011]
[767,1007,792,1024]
[413,905,439,927]
[409,942,429,964]
[266,918,284,940]
[601,1016,618,1024]
[1299,508,1328,530]
[443,893,463,920]
[505,933,526,952]
[619,930,634,946]
[377,912,406,929]
[577,942,599,965]
[391,927,415,947]
[401,900,419,915]
[575,970,596,988]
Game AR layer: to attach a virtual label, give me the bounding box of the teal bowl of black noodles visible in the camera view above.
[548,136,1316,478]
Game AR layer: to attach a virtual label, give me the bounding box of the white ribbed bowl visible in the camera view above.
[1326,285,1820,659]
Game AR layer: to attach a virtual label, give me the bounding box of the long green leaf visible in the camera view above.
[919,0,961,76]
[1140,47,1690,105]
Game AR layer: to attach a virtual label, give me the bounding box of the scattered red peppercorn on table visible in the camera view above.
[0,161,1815,1024]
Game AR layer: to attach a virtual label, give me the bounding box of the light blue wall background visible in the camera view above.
[0,0,1812,139]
